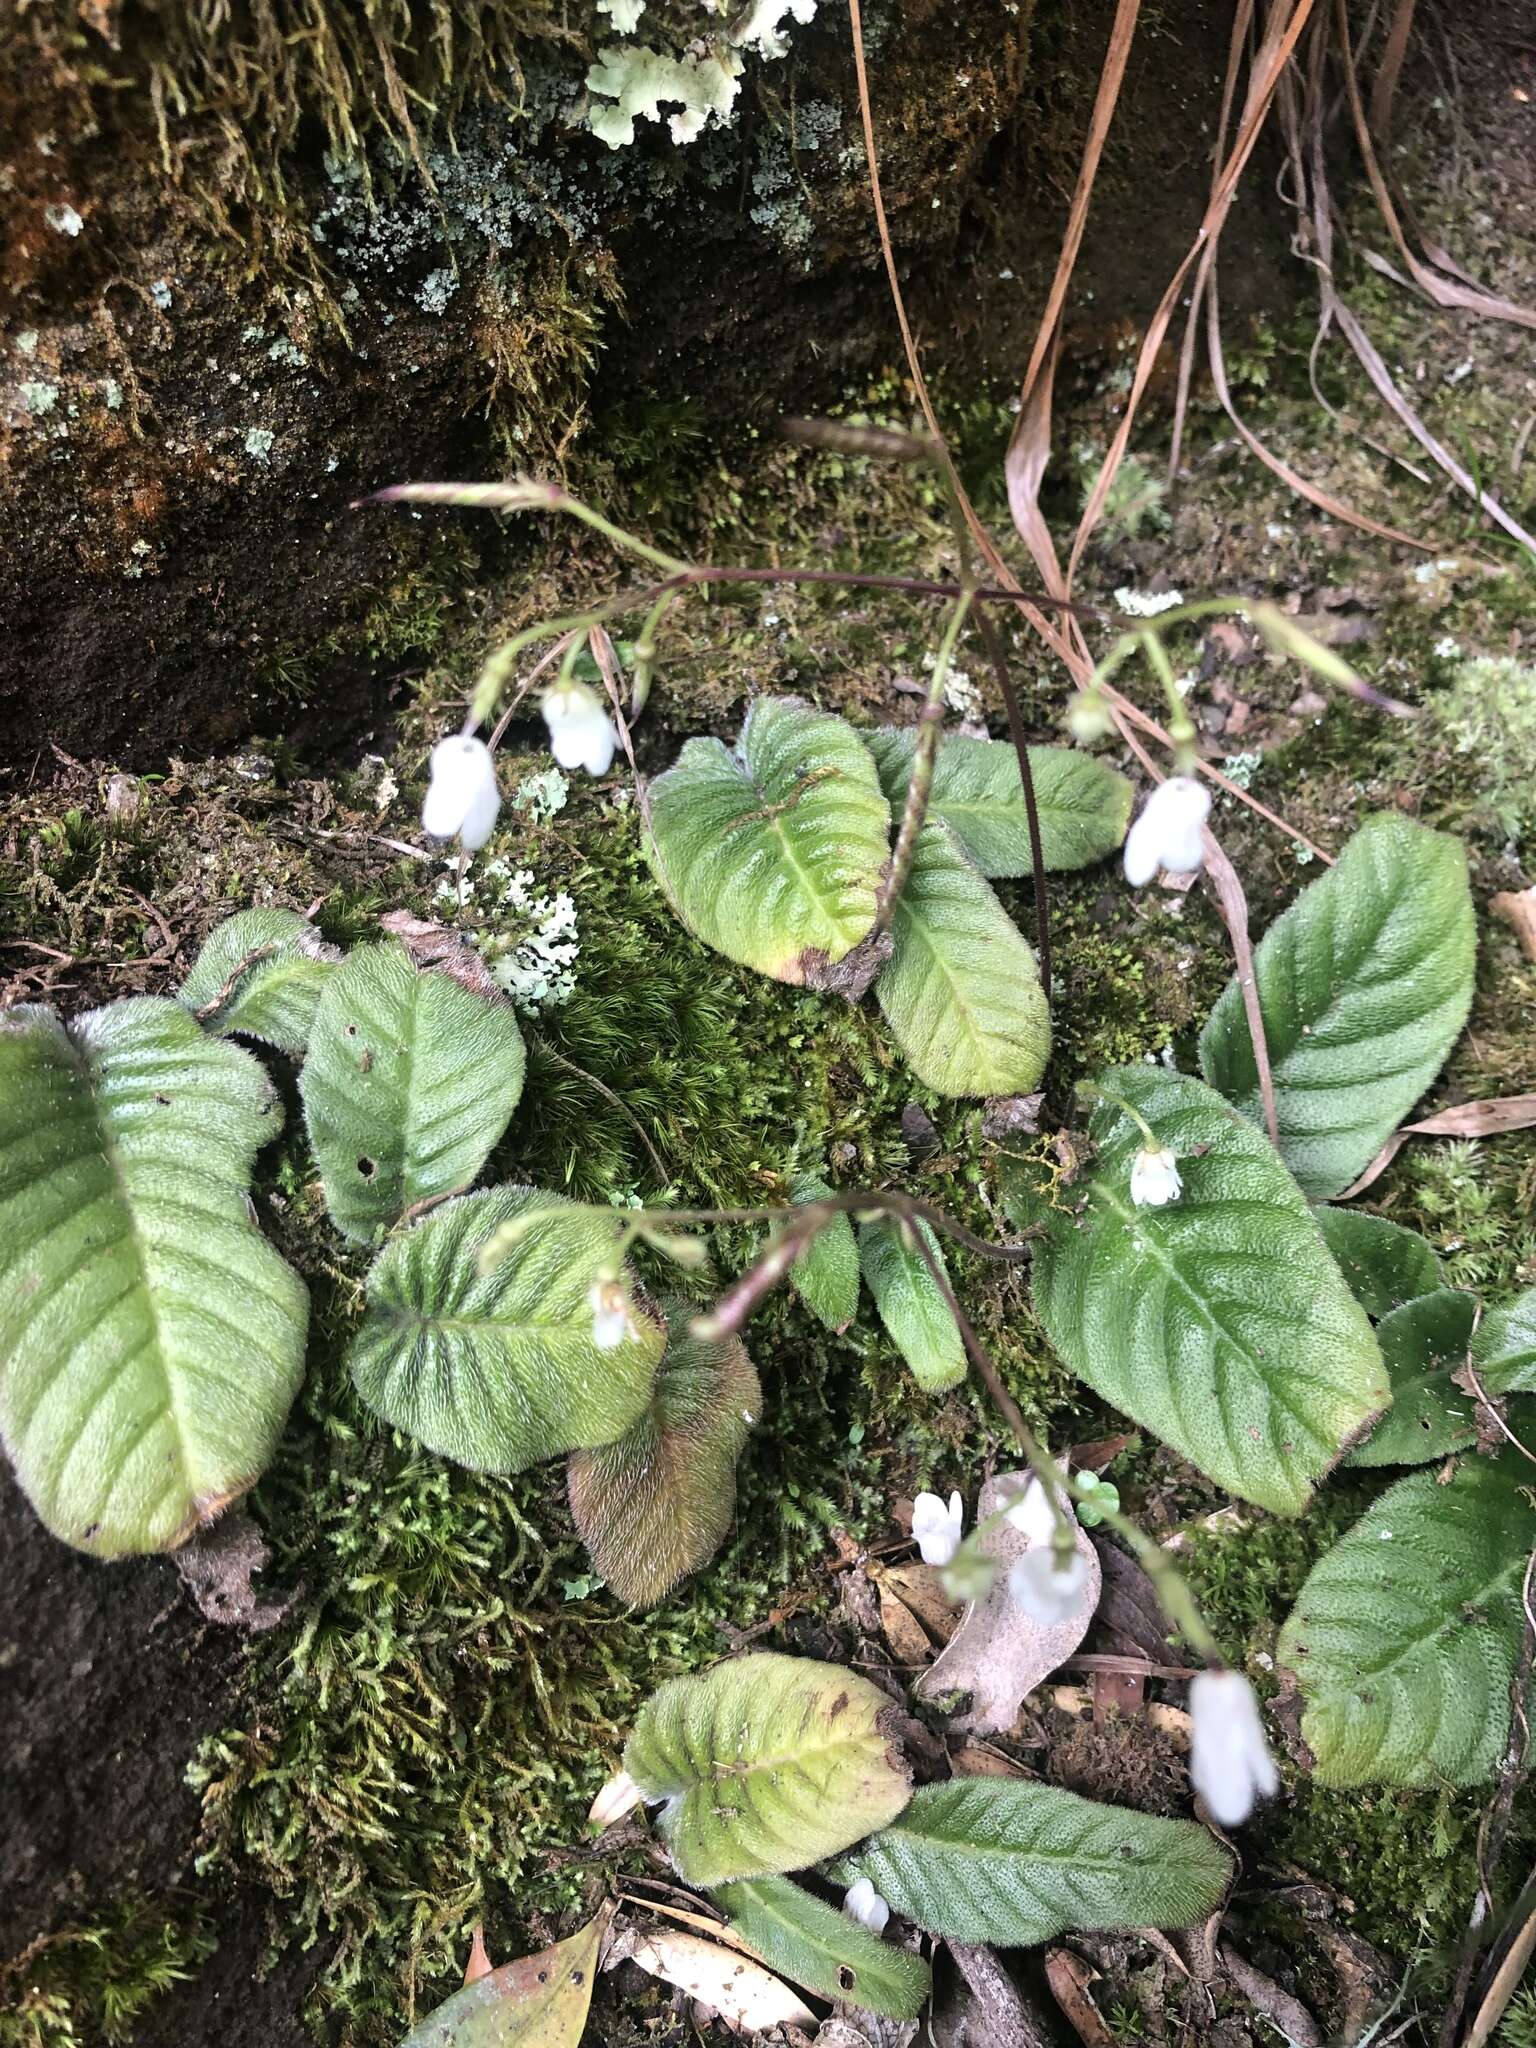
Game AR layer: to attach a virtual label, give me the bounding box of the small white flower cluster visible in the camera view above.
[434,859,581,1013]
[1114,585,1184,618]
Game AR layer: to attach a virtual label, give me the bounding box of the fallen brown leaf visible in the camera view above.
[1044,1949,1115,2046]
[1492,888,1536,963]
[1339,1094,1536,1198]
[608,1924,815,2035]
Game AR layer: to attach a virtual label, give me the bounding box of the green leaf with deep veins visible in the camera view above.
[712,1874,931,2019]
[567,1303,760,1606]
[623,1652,911,1887]
[1278,1452,1536,1786]
[300,940,526,1240]
[349,1187,664,1474]
[1312,1206,1445,1320]
[874,820,1050,1098]
[829,1780,1231,1947]
[1346,1288,1478,1467]
[864,729,1133,876]
[788,1173,859,1332]
[178,908,340,1055]
[1472,1287,1536,1395]
[859,1214,967,1394]
[1200,813,1476,1199]
[644,698,891,987]
[398,1914,603,2047]
[0,999,307,1556]
[1025,1068,1387,1515]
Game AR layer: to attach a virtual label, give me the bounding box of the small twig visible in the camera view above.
[873,591,973,933]
[528,1035,670,1186]
[973,602,1052,1000]
[191,941,279,1022]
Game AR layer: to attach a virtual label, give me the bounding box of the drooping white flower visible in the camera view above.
[842,1877,890,1936]
[911,1489,964,1567]
[1123,774,1211,886]
[588,1277,634,1351]
[421,734,500,851]
[1188,1669,1278,1827]
[1007,1547,1092,1624]
[1130,1144,1183,1209]
[587,1768,644,1829]
[1000,1472,1067,1542]
[542,681,619,777]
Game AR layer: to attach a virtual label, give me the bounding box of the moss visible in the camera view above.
[0,1896,216,2048]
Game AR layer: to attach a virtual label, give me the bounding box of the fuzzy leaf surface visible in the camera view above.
[859,1215,966,1394]
[623,1652,911,1887]
[1200,813,1476,1198]
[397,1914,602,2047]
[1472,1287,1536,1395]
[864,729,1133,876]
[350,1188,663,1474]
[788,1173,859,1332]
[1278,1451,1536,1786]
[0,999,306,1556]
[301,941,526,1240]
[567,1304,760,1606]
[1026,1068,1386,1515]
[644,698,891,984]
[830,1780,1231,1947]
[178,908,339,1055]
[1346,1289,1478,1467]
[1312,1206,1445,1320]
[712,1875,931,2020]
[875,820,1050,1098]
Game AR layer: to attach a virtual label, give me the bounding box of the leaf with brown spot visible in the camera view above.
[399,1912,604,2046]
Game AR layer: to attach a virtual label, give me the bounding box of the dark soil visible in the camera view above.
[0,1467,313,2045]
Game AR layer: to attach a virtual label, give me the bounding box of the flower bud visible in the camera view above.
[1130,1143,1183,1208]
[1123,774,1210,886]
[422,734,501,852]
[543,680,618,777]
[911,1489,964,1567]
[1189,1669,1278,1827]
[588,1277,635,1351]
[1007,1547,1092,1624]
[842,1877,890,1936]
[1065,690,1116,744]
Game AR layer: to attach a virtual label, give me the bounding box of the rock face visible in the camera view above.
[0,0,1284,765]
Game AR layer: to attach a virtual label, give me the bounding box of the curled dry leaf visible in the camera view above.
[1044,1949,1115,2048]
[1338,1093,1536,1199]
[608,1924,815,2034]
[917,1472,1099,1735]
[1491,887,1536,963]
[874,1561,962,1667]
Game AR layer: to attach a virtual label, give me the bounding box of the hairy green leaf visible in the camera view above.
[864,729,1133,876]
[300,941,526,1240]
[398,1915,602,2047]
[875,821,1050,1098]
[568,1305,760,1606]
[178,908,339,1055]
[0,999,307,1556]
[623,1652,911,1887]
[712,1875,931,2020]
[858,1214,966,1394]
[645,698,891,986]
[1347,1289,1478,1467]
[1472,1288,1536,1396]
[1200,813,1476,1199]
[830,1780,1231,1947]
[1312,1206,1445,1320]
[350,1188,664,1474]
[1278,1452,1536,1786]
[1027,1068,1387,1515]
[788,1173,859,1332]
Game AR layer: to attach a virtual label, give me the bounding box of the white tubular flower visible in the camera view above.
[842,1877,890,1937]
[588,1277,635,1351]
[911,1489,964,1567]
[1007,1547,1091,1624]
[543,681,619,777]
[1189,1669,1279,1827]
[587,1768,644,1829]
[421,735,501,852]
[1130,1144,1183,1209]
[1000,1472,1065,1541]
[1123,774,1211,886]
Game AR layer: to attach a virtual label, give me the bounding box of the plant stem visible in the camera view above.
[972,601,1052,999]
[873,589,974,932]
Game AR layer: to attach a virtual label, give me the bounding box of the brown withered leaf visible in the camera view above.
[1339,1093,1536,1198]
[1491,888,1536,963]
[379,910,511,1003]
[1044,1949,1115,2047]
